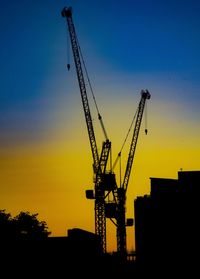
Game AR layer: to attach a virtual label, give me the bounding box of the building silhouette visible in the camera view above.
[134,170,200,277]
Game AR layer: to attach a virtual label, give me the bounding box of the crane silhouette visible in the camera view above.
[61,7,151,257]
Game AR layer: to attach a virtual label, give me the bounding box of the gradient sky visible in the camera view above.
[0,0,200,252]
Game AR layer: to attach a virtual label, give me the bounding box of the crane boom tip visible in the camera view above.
[61,7,72,18]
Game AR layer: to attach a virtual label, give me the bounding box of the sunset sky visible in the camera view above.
[0,0,200,252]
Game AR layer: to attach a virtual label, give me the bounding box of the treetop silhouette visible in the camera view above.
[0,209,51,239]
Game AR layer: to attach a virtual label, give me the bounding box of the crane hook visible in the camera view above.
[145,129,148,135]
[67,64,70,71]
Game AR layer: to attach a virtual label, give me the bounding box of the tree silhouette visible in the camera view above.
[13,211,51,239]
[0,209,13,238]
[0,209,51,239]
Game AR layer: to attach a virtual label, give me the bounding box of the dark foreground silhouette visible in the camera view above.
[0,233,136,278]
[1,170,200,278]
[0,212,135,278]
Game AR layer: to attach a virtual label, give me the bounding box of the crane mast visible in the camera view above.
[62,7,111,253]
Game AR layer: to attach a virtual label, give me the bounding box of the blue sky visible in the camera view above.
[1,0,200,146]
[1,1,200,141]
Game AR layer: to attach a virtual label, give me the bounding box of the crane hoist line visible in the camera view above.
[61,6,151,257]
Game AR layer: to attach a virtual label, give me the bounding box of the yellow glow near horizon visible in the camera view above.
[0,85,200,252]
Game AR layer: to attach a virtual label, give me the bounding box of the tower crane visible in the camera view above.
[61,6,151,257]
[116,89,151,257]
[61,7,111,253]
[102,90,150,259]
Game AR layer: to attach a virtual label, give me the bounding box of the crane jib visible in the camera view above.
[64,10,100,171]
[122,90,151,192]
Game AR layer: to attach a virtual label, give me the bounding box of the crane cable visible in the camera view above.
[66,26,70,71]
[76,37,109,141]
[145,101,148,135]
[112,98,149,172]
[112,106,139,171]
